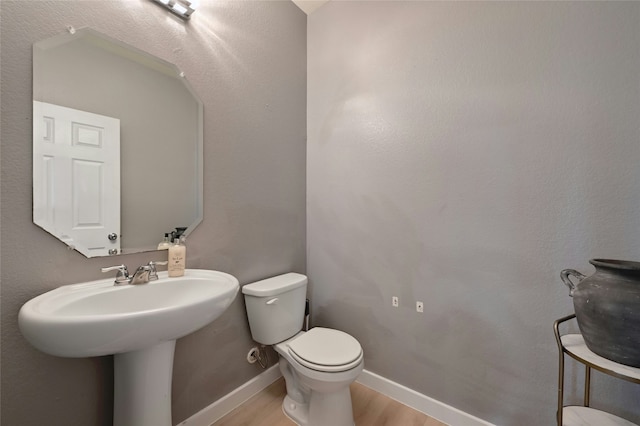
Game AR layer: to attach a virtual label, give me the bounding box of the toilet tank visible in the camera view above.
[242,273,307,345]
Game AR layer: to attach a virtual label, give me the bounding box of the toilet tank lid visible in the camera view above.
[242,272,307,297]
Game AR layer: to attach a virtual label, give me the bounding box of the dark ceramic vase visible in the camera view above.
[561,259,640,367]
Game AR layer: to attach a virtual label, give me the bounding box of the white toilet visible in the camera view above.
[242,273,364,426]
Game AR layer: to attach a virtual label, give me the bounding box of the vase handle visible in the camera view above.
[560,269,586,297]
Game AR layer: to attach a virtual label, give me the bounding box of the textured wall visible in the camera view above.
[308,2,640,425]
[0,1,306,425]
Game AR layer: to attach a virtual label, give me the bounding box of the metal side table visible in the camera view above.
[554,314,640,426]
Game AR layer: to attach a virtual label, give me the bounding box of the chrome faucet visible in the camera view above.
[129,265,152,284]
[101,261,168,286]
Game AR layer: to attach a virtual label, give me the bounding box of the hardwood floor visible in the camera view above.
[212,378,447,426]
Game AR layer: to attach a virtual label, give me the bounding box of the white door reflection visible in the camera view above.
[33,101,120,257]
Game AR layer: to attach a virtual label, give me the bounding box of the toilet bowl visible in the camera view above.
[242,273,364,426]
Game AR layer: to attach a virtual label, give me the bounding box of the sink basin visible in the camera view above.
[18,268,239,426]
[19,269,239,358]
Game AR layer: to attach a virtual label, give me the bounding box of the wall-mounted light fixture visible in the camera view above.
[151,0,198,19]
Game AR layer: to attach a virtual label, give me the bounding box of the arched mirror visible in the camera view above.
[33,27,203,257]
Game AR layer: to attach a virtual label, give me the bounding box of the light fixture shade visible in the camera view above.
[151,0,197,19]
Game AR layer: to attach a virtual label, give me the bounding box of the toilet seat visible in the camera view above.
[287,327,363,373]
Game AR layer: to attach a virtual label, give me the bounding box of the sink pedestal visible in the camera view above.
[114,340,176,426]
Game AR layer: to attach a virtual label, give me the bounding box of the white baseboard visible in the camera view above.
[356,370,495,426]
[177,364,282,426]
[178,365,494,426]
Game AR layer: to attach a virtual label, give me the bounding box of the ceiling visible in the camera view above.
[291,0,331,15]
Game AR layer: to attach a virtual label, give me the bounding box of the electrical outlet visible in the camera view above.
[416,301,424,313]
[392,296,399,307]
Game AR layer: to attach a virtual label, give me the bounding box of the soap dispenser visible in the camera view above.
[168,235,186,277]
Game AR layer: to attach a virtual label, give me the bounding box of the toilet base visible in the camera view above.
[281,385,355,426]
[308,385,355,426]
[282,394,309,425]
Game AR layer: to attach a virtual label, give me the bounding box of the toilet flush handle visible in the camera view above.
[266,298,279,305]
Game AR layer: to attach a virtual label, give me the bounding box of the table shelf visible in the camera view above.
[562,406,638,426]
[561,334,640,383]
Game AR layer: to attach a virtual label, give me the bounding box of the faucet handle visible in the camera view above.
[101,264,129,285]
[147,261,168,281]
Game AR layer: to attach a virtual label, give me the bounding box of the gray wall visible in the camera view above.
[1,1,306,425]
[308,2,640,425]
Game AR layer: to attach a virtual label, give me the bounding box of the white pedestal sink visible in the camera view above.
[18,269,239,426]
